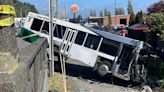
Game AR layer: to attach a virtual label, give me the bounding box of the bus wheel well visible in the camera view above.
[95,56,113,77]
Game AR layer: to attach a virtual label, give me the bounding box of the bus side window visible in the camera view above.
[41,21,49,34]
[58,25,66,39]
[54,25,66,39]
[84,34,101,50]
[99,38,120,56]
[53,25,58,37]
[75,31,86,45]
[31,18,43,31]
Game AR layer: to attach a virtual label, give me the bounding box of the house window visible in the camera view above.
[75,31,86,45]
[84,34,101,50]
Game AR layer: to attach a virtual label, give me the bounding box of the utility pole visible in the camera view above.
[56,0,59,18]
[115,0,117,26]
[64,5,67,20]
[49,0,54,76]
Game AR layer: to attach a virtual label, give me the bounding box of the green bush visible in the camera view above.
[148,57,164,79]
[146,13,164,40]
[148,57,164,88]
[160,80,164,88]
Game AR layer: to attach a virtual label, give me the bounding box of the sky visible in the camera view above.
[20,0,159,18]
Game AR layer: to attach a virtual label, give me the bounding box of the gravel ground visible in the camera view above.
[53,72,140,92]
[54,59,142,92]
[67,75,139,92]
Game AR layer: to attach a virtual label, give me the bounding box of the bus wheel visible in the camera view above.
[97,60,112,77]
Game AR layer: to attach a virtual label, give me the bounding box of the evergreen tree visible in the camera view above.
[93,10,96,16]
[104,8,108,16]
[127,0,134,14]
[107,11,112,26]
[99,10,103,17]
[135,11,143,24]
[127,0,135,25]
[115,7,125,15]
[77,15,83,23]
[90,10,94,16]
[129,13,135,26]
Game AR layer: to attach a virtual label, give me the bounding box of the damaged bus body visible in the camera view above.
[21,12,150,83]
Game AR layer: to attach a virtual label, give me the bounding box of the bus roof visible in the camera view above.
[27,12,97,35]
[87,27,142,47]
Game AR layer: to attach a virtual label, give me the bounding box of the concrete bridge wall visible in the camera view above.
[0,38,48,92]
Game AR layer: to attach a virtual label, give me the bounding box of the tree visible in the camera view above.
[127,0,134,14]
[146,13,164,40]
[90,9,96,16]
[104,8,108,16]
[115,7,125,15]
[127,0,135,26]
[93,9,96,16]
[147,1,164,13]
[105,10,112,32]
[77,15,83,23]
[99,10,103,17]
[129,13,135,26]
[106,11,112,26]
[90,10,94,16]
[0,0,38,17]
[135,11,143,24]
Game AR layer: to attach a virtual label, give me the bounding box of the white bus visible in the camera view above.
[21,12,150,83]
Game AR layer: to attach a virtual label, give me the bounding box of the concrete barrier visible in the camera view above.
[0,38,48,92]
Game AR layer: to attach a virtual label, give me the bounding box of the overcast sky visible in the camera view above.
[20,0,158,18]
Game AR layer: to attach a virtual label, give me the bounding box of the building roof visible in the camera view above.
[89,15,130,19]
[88,16,107,19]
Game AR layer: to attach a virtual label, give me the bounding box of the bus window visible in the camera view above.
[53,25,58,37]
[58,25,66,39]
[99,38,120,56]
[31,18,43,31]
[75,31,86,45]
[41,21,49,34]
[84,34,101,50]
[53,25,66,39]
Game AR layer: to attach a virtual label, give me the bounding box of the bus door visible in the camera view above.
[60,28,77,57]
[112,44,136,80]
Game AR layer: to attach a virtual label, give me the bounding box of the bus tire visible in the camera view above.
[97,60,112,77]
